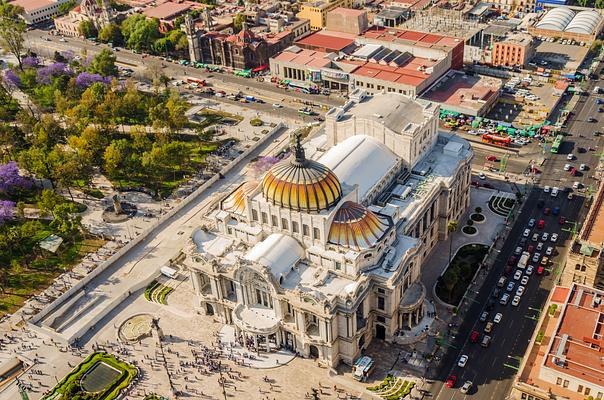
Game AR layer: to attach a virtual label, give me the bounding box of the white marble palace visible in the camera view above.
[183,90,473,367]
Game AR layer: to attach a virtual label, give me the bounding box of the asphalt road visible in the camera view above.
[428,75,604,399]
[24,29,345,111]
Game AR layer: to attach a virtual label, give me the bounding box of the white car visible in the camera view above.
[272,103,283,108]
[526,265,534,275]
[551,187,559,197]
[573,181,581,189]
[546,246,554,256]
[564,164,571,171]
[479,172,486,180]
[512,295,521,306]
[532,233,539,242]
[523,228,531,237]
[514,270,523,280]
[532,252,541,263]
[458,355,469,367]
[580,164,587,171]
[536,242,544,251]
[543,186,550,193]
[541,232,549,241]
[551,233,558,243]
[493,313,503,323]
[516,286,525,297]
[521,275,529,285]
[567,154,574,161]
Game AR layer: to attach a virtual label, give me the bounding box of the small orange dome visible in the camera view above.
[328,201,391,250]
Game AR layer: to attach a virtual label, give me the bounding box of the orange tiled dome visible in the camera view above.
[262,136,342,213]
[328,201,391,250]
[222,180,259,214]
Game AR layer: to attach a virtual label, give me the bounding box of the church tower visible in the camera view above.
[184,15,201,63]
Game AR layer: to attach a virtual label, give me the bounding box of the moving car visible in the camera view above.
[485,155,497,161]
[479,172,486,180]
[458,355,468,368]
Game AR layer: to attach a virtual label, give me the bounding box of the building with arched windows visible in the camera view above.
[183,90,473,367]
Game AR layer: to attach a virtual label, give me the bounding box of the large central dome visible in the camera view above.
[262,135,342,212]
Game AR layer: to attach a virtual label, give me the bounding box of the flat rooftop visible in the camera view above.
[580,182,604,246]
[360,27,462,51]
[272,48,333,69]
[346,57,437,87]
[420,70,501,114]
[295,31,356,52]
[543,285,604,388]
[143,1,192,19]
[10,0,54,12]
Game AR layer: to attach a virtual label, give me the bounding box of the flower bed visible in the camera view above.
[470,213,485,223]
[462,226,477,235]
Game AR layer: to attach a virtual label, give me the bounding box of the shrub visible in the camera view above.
[250,117,263,126]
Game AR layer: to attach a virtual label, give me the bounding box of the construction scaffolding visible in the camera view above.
[400,8,485,39]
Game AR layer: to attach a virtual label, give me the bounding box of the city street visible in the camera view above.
[428,72,604,399]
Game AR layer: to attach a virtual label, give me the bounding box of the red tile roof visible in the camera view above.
[295,31,355,52]
[347,57,436,87]
[361,27,462,51]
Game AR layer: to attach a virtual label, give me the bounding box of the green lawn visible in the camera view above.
[42,352,137,400]
[0,235,105,318]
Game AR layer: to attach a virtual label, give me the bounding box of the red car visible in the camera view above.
[559,216,566,225]
[485,155,498,162]
[527,245,534,253]
[538,219,545,229]
[537,266,545,275]
[470,330,480,343]
[446,375,457,388]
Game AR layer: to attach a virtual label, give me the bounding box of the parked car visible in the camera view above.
[461,381,473,394]
[480,311,489,322]
[523,228,531,237]
[521,275,529,285]
[551,233,558,243]
[484,322,494,334]
[516,286,525,297]
[528,218,535,228]
[470,330,480,343]
[541,232,549,241]
[458,355,469,368]
[532,252,541,263]
[493,313,503,324]
[446,375,457,388]
[500,293,510,305]
[537,242,544,251]
[532,233,539,242]
[512,295,521,306]
[546,246,554,256]
[526,265,535,275]
[506,281,515,292]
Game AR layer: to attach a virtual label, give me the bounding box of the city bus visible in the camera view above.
[551,135,563,153]
[481,134,511,147]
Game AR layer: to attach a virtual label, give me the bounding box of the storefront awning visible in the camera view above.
[252,64,268,73]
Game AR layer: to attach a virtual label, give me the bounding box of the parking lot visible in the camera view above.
[531,39,590,72]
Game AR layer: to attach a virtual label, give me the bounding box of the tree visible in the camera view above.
[466,219,473,226]
[58,0,76,14]
[103,139,129,177]
[596,0,604,8]
[121,14,160,52]
[0,200,15,225]
[78,20,97,38]
[0,1,26,70]
[233,13,246,32]
[0,161,31,194]
[441,270,459,302]
[88,49,118,77]
[98,23,123,45]
[577,0,589,6]
[50,202,81,239]
[37,188,63,217]
[447,220,458,265]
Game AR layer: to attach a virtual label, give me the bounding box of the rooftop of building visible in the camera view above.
[377,7,408,19]
[346,56,438,87]
[535,7,602,35]
[272,46,334,69]
[329,6,365,16]
[419,70,502,114]
[543,284,604,388]
[295,30,357,51]
[360,26,462,51]
[580,183,604,247]
[498,32,533,46]
[10,0,55,12]
[143,0,192,20]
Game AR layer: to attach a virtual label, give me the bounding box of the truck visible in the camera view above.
[352,356,374,381]
[517,251,530,269]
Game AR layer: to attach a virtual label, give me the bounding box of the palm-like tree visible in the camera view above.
[447,220,459,264]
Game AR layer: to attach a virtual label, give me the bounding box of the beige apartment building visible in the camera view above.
[297,0,354,31]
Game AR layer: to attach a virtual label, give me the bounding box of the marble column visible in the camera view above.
[253,335,259,351]
[266,335,270,352]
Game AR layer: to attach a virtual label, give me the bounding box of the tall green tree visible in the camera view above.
[89,48,118,76]
[447,220,458,264]
[0,0,26,70]
[121,14,160,52]
[233,13,246,32]
[78,20,97,38]
[98,22,123,45]
[37,189,63,218]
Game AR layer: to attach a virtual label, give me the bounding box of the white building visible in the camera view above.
[10,0,72,25]
[183,90,473,367]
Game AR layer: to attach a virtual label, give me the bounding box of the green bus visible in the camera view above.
[551,135,563,153]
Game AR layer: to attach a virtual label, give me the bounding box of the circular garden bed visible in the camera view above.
[462,225,478,235]
[470,213,485,223]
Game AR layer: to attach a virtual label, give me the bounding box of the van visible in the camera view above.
[481,335,492,347]
[497,276,507,288]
